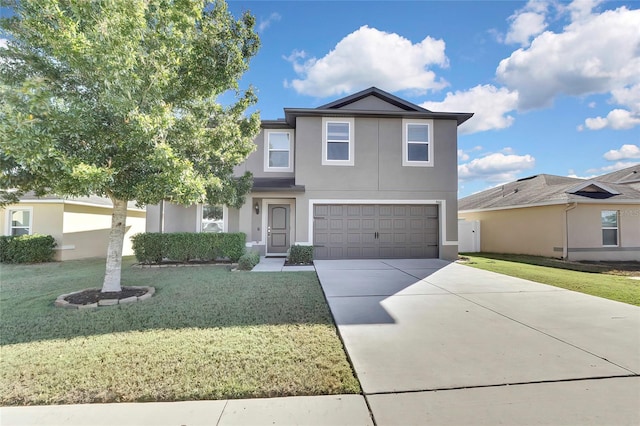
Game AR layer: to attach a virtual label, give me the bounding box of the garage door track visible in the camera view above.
[315,259,640,425]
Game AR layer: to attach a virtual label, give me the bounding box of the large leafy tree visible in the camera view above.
[0,0,260,291]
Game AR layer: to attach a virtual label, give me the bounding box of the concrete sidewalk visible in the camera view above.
[315,259,640,425]
[0,395,374,426]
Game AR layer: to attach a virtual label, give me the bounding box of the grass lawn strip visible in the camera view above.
[0,258,360,405]
[462,254,640,307]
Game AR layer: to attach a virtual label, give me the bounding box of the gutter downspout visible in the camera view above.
[563,202,578,259]
[159,200,165,233]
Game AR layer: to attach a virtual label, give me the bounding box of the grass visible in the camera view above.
[461,253,640,306]
[0,257,360,406]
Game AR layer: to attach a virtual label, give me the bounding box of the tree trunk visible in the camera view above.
[102,198,128,292]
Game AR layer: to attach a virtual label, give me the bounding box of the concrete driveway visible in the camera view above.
[315,259,640,425]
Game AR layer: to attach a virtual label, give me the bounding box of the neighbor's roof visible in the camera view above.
[17,192,144,210]
[459,164,640,211]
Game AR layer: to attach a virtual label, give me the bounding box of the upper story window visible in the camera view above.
[322,117,354,166]
[402,119,434,167]
[200,204,226,233]
[264,130,293,172]
[601,210,619,246]
[6,208,32,236]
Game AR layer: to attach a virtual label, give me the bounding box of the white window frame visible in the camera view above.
[5,207,33,236]
[601,210,619,247]
[264,130,294,173]
[197,204,228,233]
[322,117,355,166]
[402,119,434,167]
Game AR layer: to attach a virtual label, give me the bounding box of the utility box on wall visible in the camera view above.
[458,219,480,253]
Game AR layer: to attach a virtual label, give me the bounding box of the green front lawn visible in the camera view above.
[461,253,640,306]
[0,258,360,405]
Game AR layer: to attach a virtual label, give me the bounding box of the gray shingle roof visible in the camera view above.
[459,164,640,211]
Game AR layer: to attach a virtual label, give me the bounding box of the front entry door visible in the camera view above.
[267,204,290,255]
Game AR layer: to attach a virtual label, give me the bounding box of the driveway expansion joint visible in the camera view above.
[362,374,640,397]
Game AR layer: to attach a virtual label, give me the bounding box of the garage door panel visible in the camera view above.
[313,204,439,259]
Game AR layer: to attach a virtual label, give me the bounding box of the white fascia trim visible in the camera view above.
[308,199,457,247]
[459,199,640,214]
[263,129,295,173]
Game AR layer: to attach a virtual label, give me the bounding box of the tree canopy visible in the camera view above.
[0,0,261,291]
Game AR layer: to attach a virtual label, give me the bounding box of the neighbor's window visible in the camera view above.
[601,210,619,246]
[322,117,354,166]
[8,209,32,236]
[265,131,293,172]
[201,205,224,233]
[403,119,434,167]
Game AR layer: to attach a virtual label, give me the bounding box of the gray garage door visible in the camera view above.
[313,204,439,259]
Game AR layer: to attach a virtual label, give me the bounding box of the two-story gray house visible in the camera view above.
[146,87,473,260]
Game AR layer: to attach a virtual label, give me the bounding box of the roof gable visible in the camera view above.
[567,181,620,196]
[317,87,430,112]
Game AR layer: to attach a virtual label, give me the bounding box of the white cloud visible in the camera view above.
[505,12,546,46]
[0,38,7,49]
[422,84,519,134]
[565,0,604,21]
[586,161,640,174]
[459,152,536,182]
[567,170,598,179]
[611,83,640,112]
[498,0,550,46]
[603,144,640,161]
[257,13,281,33]
[285,25,449,97]
[457,150,470,161]
[584,109,640,130]
[496,5,640,110]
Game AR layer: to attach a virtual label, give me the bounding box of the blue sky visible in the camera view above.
[227,0,640,197]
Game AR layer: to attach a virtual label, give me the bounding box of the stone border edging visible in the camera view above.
[54,286,155,309]
[133,263,235,269]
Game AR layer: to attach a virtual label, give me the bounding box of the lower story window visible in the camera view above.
[201,205,224,233]
[8,209,32,236]
[601,210,619,246]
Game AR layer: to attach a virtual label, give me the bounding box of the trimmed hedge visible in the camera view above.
[288,245,314,264]
[0,234,57,263]
[237,251,260,271]
[131,232,246,264]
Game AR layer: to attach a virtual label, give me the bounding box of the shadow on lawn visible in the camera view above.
[1,259,334,345]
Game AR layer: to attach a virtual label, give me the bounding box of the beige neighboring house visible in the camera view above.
[1,193,146,261]
[458,165,640,261]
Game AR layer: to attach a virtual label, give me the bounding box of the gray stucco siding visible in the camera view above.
[234,128,295,180]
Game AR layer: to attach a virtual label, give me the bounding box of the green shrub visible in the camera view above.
[0,234,56,263]
[131,233,166,264]
[237,251,260,271]
[288,245,314,264]
[131,232,246,264]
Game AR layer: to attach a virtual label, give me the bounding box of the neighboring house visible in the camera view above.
[458,165,640,261]
[146,87,473,260]
[1,193,146,261]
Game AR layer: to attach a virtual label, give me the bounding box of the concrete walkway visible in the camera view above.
[251,256,315,272]
[315,259,640,425]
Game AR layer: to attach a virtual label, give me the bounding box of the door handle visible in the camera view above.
[267,226,271,236]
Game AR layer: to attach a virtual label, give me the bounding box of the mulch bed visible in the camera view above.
[64,287,148,305]
[283,261,314,267]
